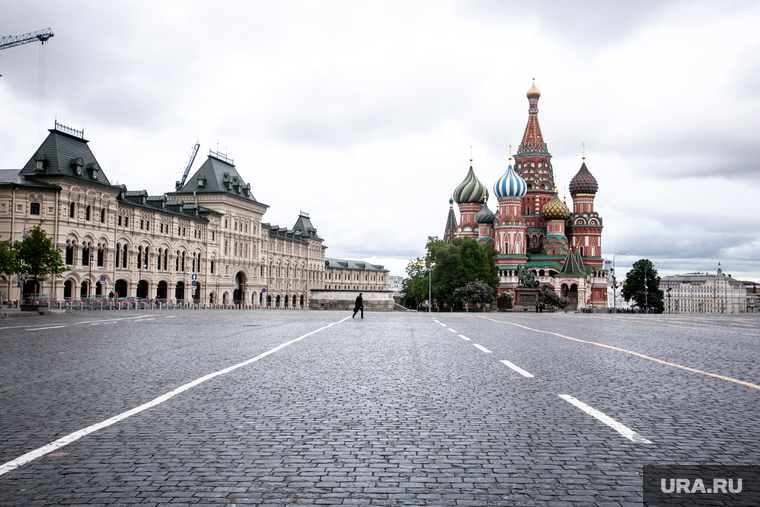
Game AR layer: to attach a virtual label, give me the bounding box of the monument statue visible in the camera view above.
[517,264,539,288]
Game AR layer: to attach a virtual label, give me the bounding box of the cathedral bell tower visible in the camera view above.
[513,80,555,251]
[567,157,603,267]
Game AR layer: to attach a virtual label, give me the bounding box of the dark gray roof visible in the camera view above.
[0,169,61,189]
[19,129,113,186]
[292,212,322,241]
[325,258,388,272]
[173,154,267,206]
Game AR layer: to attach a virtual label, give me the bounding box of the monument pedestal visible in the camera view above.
[514,288,540,312]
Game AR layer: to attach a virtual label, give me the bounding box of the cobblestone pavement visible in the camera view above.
[1,310,758,506]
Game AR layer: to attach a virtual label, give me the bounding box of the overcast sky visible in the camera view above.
[1,0,758,280]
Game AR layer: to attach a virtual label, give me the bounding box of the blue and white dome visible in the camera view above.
[494,162,527,198]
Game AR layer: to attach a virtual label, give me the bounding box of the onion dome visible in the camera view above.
[527,79,541,99]
[475,200,495,224]
[453,160,489,204]
[541,188,571,220]
[494,159,527,198]
[569,157,598,195]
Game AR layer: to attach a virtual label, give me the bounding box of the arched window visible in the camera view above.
[82,244,90,266]
[143,247,149,269]
[137,246,142,269]
[157,248,162,270]
[100,208,105,223]
[175,251,180,271]
[181,251,185,272]
[163,249,167,271]
[115,243,121,267]
[210,260,215,274]
[65,244,74,265]
[69,202,76,218]
[97,247,104,267]
[85,205,91,221]
[122,244,127,268]
[192,253,196,272]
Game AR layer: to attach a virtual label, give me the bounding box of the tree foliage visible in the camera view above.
[453,280,495,309]
[539,287,569,309]
[0,239,18,281]
[621,258,664,313]
[402,236,498,307]
[14,225,66,295]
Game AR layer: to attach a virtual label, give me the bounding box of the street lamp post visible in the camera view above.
[428,261,436,313]
[609,250,628,313]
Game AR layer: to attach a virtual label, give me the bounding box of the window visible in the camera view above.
[125,217,128,227]
[69,202,76,218]
[137,246,142,269]
[97,248,104,267]
[163,249,167,271]
[122,244,127,268]
[146,221,149,231]
[160,223,164,233]
[176,251,180,271]
[140,219,144,229]
[85,205,91,221]
[210,260,215,274]
[143,247,149,269]
[118,216,122,226]
[183,227,185,236]
[157,248,162,270]
[181,251,185,272]
[100,208,105,223]
[116,243,121,267]
[82,245,90,266]
[65,245,74,265]
[30,203,40,215]
[212,231,215,241]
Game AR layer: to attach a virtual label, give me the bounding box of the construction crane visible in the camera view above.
[0,28,54,77]
[176,142,200,191]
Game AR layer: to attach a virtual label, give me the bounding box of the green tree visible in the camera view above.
[621,259,664,313]
[14,225,66,297]
[402,236,498,309]
[0,239,18,281]
[453,280,495,311]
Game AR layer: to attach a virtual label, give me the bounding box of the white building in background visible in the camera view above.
[388,275,403,292]
[660,265,748,314]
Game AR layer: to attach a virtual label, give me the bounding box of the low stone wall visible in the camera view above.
[309,289,395,311]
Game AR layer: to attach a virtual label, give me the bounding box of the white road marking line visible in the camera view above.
[439,323,447,327]
[458,334,471,341]
[90,323,100,326]
[473,344,491,353]
[447,328,457,333]
[141,318,155,321]
[558,394,652,444]
[0,315,351,477]
[499,359,534,377]
[165,316,176,319]
[25,326,66,331]
[74,315,152,325]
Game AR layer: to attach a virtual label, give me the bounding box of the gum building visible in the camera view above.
[0,122,331,307]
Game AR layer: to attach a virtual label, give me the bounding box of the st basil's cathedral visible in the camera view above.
[444,81,609,309]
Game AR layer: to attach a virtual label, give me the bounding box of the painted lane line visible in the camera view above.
[458,334,471,341]
[500,360,534,377]
[473,344,492,353]
[0,315,350,478]
[447,328,457,333]
[25,326,66,331]
[476,316,760,392]
[439,323,447,327]
[165,316,176,319]
[74,315,152,325]
[559,394,652,444]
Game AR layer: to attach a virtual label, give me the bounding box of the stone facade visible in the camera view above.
[308,289,395,312]
[661,266,749,314]
[0,123,328,307]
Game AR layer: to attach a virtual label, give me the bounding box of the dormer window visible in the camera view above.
[34,152,48,172]
[87,162,100,180]
[197,178,205,188]
[70,157,84,176]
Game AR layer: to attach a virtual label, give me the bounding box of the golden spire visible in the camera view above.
[527,79,541,99]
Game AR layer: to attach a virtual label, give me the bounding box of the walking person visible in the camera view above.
[353,293,364,319]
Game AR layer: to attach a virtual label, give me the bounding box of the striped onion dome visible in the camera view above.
[493,161,527,198]
[541,188,571,220]
[453,161,489,204]
[475,200,495,224]
[569,158,598,195]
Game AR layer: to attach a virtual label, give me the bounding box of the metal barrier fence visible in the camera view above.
[11,299,311,311]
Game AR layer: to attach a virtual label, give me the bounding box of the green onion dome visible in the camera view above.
[453,160,489,204]
[475,200,495,224]
[541,188,571,220]
[569,157,598,195]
